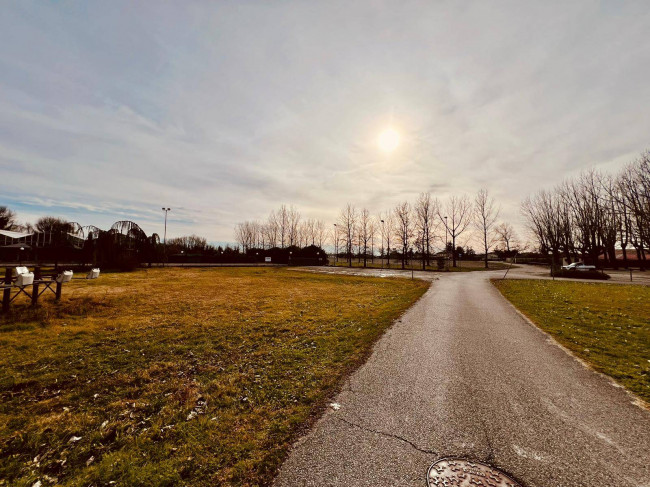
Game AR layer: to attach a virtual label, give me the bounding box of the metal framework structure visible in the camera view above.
[1,220,86,249]
[110,220,147,250]
[81,225,102,240]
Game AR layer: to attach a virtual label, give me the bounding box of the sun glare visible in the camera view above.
[378,128,400,153]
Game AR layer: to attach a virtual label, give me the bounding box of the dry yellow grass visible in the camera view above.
[0,267,428,486]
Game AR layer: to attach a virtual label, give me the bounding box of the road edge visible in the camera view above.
[489,278,649,412]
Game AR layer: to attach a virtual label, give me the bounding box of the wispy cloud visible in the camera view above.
[1,1,649,243]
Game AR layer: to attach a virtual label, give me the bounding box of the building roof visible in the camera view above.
[0,229,34,239]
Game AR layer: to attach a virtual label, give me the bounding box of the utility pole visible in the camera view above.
[162,207,171,266]
[380,219,385,269]
[333,223,338,265]
[444,216,448,271]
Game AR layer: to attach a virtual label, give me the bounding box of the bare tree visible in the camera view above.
[0,206,17,230]
[287,205,301,247]
[521,154,650,272]
[314,220,327,248]
[414,192,438,270]
[617,153,650,269]
[438,195,473,267]
[277,205,289,248]
[522,191,565,269]
[393,201,413,269]
[379,211,394,267]
[495,222,517,253]
[264,212,279,248]
[606,175,633,267]
[169,234,208,251]
[301,218,314,246]
[369,217,378,263]
[235,221,255,252]
[357,208,373,267]
[474,189,500,268]
[338,204,357,267]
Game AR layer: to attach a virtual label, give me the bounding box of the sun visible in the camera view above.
[378,128,400,152]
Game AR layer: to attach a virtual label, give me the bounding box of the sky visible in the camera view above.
[1,1,649,246]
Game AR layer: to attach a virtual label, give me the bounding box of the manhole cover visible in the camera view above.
[427,458,522,486]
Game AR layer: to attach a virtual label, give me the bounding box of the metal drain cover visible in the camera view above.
[427,458,522,486]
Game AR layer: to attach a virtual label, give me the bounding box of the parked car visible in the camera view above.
[561,262,596,271]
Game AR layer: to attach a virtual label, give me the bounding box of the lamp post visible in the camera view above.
[380,219,385,269]
[162,207,171,267]
[444,216,449,271]
[289,251,292,266]
[19,246,25,265]
[333,224,338,266]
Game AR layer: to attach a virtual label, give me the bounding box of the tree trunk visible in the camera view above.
[452,236,457,267]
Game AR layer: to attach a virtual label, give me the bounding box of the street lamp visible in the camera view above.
[333,223,338,266]
[380,220,385,269]
[162,208,171,266]
[19,246,25,265]
[289,251,293,266]
[444,216,449,270]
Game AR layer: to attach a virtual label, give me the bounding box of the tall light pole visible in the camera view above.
[380,219,385,269]
[333,223,338,265]
[162,207,171,266]
[444,216,448,270]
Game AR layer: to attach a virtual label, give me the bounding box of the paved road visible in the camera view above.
[314,262,650,285]
[275,270,650,487]
[504,263,650,286]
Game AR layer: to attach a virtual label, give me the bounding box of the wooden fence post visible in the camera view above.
[2,268,11,313]
[31,267,42,307]
[55,280,62,301]
[31,282,39,306]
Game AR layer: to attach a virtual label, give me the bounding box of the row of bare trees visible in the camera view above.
[235,205,327,251]
[167,234,208,251]
[522,151,650,269]
[335,190,507,269]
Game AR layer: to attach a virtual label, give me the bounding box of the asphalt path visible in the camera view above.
[275,269,650,486]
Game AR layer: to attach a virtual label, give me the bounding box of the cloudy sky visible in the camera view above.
[1,1,649,245]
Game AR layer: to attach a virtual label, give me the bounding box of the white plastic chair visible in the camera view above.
[56,270,73,283]
[14,266,34,287]
[86,268,100,279]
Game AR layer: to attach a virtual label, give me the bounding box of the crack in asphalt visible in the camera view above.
[334,416,438,456]
[479,417,495,463]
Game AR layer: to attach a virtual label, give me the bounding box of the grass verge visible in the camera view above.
[0,267,429,486]
[493,279,649,404]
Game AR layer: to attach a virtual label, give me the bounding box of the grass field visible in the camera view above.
[493,279,650,404]
[0,267,429,486]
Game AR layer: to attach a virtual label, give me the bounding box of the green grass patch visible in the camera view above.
[0,267,428,486]
[493,279,650,404]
